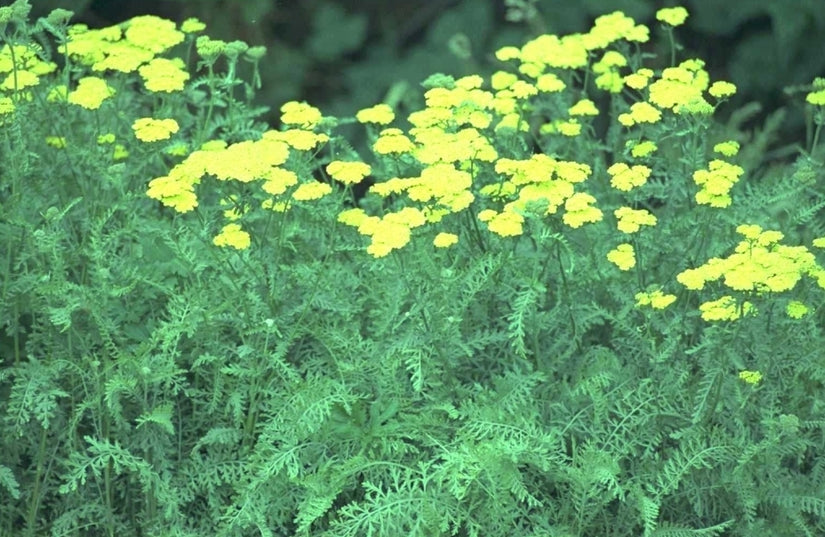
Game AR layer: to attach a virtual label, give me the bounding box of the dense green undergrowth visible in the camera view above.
[1,1,825,536]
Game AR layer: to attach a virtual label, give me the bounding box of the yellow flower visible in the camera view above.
[124,15,184,54]
[676,267,706,290]
[713,140,740,157]
[568,99,599,116]
[181,17,206,34]
[213,223,251,250]
[0,96,15,116]
[510,80,538,99]
[806,89,825,106]
[608,162,651,191]
[337,207,369,227]
[786,300,809,319]
[495,46,521,61]
[485,210,524,237]
[92,41,154,73]
[629,140,657,158]
[45,136,67,148]
[356,103,395,125]
[635,289,677,309]
[708,81,736,99]
[112,144,129,160]
[656,7,689,27]
[620,101,662,126]
[292,182,332,201]
[738,370,763,385]
[132,117,179,142]
[326,161,371,185]
[264,129,328,151]
[563,192,602,228]
[614,206,657,233]
[202,138,290,182]
[68,76,115,110]
[455,74,484,89]
[648,66,706,111]
[373,128,415,155]
[433,232,459,248]
[624,69,654,90]
[139,58,190,92]
[699,296,754,321]
[535,73,566,93]
[280,101,322,129]
[261,168,298,195]
[366,220,412,257]
[607,243,635,270]
[519,34,589,70]
[491,71,518,90]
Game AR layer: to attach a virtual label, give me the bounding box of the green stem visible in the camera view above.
[23,426,48,536]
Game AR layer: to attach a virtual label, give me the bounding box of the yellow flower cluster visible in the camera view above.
[693,159,744,208]
[338,207,428,257]
[482,155,601,233]
[607,243,636,270]
[132,117,179,142]
[656,7,689,27]
[356,103,394,125]
[676,225,825,320]
[0,43,57,96]
[138,58,190,92]
[806,77,825,106]
[614,207,657,233]
[63,15,189,84]
[326,161,371,185]
[738,370,763,385]
[67,76,115,110]
[608,163,651,191]
[786,300,809,319]
[635,288,677,309]
[647,60,710,113]
[699,296,754,322]
[146,127,324,245]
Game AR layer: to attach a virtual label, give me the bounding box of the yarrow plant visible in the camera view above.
[3,1,825,536]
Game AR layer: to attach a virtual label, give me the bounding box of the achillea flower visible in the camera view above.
[607,243,635,270]
[563,192,603,228]
[123,15,184,54]
[482,210,524,237]
[700,296,754,321]
[738,370,763,385]
[433,232,459,248]
[326,161,371,185]
[213,223,251,250]
[629,140,657,158]
[181,17,206,34]
[132,117,179,142]
[68,76,116,109]
[568,99,599,117]
[608,162,651,191]
[708,81,736,99]
[656,7,689,27]
[356,103,394,125]
[292,182,332,201]
[635,289,677,309]
[786,301,809,319]
[614,206,657,233]
[280,101,322,129]
[139,57,190,92]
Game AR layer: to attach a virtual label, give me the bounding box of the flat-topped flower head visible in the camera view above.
[656,7,689,27]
